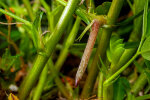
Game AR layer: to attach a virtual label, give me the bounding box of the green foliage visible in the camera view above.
[146,10,150,37]
[124,41,139,49]
[141,36,150,60]
[113,77,130,100]
[107,35,125,66]
[0,0,150,100]
[0,49,20,72]
[96,2,111,15]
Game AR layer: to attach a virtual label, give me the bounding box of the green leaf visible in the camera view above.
[32,11,43,50]
[141,36,150,60]
[116,10,143,26]
[146,10,150,37]
[96,2,111,15]
[113,77,130,100]
[107,35,125,65]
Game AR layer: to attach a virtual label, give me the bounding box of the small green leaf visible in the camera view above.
[96,2,111,15]
[141,36,150,60]
[107,35,125,65]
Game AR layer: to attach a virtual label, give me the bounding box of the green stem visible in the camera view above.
[87,0,95,13]
[136,94,150,100]
[33,65,48,100]
[98,72,104,100]
[81,0,124,98]
[56,0,90,24]
[19,0,79,99]
[55,16,81,71]
[104,53,139,86]
[40,0,53,32]
[56,0,67,6]
[131,72,147,95]
[22,0,34,21]
[47,59,71,99]
[33,0,40,12]
[0,8,31,26]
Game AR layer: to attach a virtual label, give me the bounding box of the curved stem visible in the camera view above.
[104,52,139,86]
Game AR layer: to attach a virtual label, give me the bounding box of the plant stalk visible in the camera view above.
[55,16,81,71]
[33,65,48,100]
[18,0,79,99]
[22,0,34,21]
[131,72,147,95]
[81,0,124,98]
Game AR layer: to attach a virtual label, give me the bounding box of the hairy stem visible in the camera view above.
[75,19,102,86]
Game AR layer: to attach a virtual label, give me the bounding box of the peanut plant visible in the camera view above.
[0,0,150,100]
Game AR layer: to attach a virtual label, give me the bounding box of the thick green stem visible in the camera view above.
[80,0,124,98]
[131,72,147,95]
[33,65,48,100]
[22,0,34,21]
[19,0,79,99]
